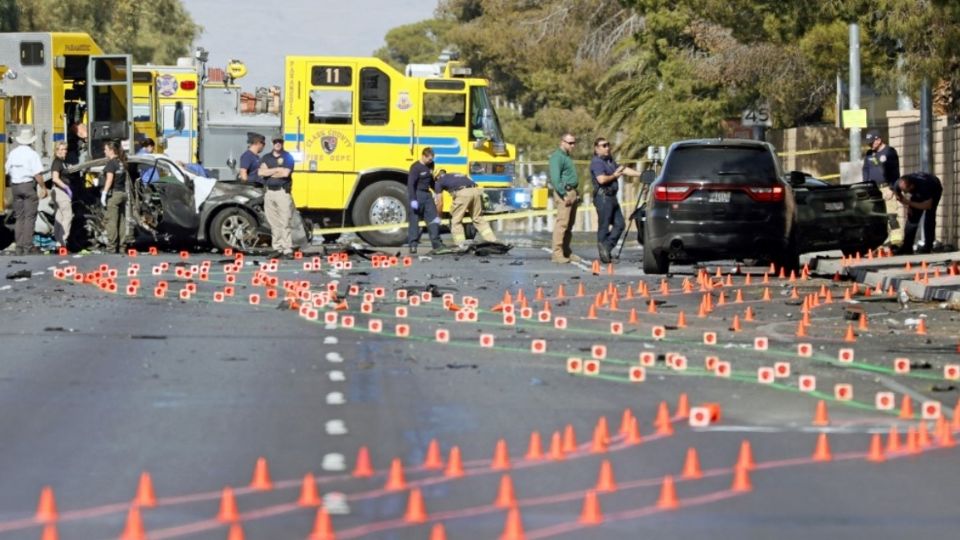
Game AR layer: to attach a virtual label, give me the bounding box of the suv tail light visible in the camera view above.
[654,184,694,202]
[745,186,785,202]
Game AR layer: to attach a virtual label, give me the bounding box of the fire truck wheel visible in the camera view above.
[352,182,408,247]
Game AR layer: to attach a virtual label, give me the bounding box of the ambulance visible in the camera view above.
[1,32,133,246]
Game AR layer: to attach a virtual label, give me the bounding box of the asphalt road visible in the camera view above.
[0,234,958,539]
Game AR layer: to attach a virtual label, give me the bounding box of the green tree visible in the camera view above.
[374,19,457,71]
[8,0,200,64]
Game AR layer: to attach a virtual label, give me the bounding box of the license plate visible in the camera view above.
[708,191,731,203]
[824,201,844,212]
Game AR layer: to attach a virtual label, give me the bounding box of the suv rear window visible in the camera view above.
[662,146,777,184]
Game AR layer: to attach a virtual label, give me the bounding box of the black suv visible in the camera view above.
[639,139,888,274]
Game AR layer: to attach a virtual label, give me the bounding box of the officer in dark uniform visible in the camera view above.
[862,130,900,187]
[406,147,443,253]
[589,137,641,263]
[894,172,943,254]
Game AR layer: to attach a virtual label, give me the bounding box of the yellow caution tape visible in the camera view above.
[311,197,644,236]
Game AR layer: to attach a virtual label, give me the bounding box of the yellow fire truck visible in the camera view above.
[2,32,545,248]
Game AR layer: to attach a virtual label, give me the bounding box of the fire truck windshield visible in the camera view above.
[470,86,505,144]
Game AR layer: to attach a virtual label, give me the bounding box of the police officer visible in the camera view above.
[894,172,942,255]
[590,137,641,263]
[407,147,443,253]
[862,129,901,243]
[239,132,265,185]
[433,169,497,247]
[259,138,295,257]
[549,133,581,264]
[4,127,47,255]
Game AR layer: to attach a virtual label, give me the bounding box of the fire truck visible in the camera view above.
[2,32,546,248]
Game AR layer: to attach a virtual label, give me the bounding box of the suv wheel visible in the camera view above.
[642,245,669,274]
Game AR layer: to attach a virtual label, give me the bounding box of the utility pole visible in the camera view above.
[848,23,861,163]
[919,78,933,173]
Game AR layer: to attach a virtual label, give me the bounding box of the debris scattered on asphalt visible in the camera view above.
[909,360,932,370]
[130,335,168,340]
[43,327,76,333]
[931,384,956,393]
[5,270,31,280]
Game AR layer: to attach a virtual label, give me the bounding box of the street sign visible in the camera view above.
[741,104,772,127]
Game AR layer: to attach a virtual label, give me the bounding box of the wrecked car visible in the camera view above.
[58,155,310,252]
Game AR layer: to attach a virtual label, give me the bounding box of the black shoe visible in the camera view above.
[432,243,446,250]
[266,250,284,259]
[598,242,611,264]
[409,245,418,254]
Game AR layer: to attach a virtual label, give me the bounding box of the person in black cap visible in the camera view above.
[239,132,266,185]
[259,138,296,257]
[862,129,901,244]
[894,172,942,254]
[862,129,900,187]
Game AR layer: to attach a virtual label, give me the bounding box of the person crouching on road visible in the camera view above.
[590,137,641,264]
[433,169,497,247]
[49,142,74,250]
[258,138,296,258]
[4,127,47,255]
[407,147,444,254]
[101,140,130,253]
[894,172,943,255]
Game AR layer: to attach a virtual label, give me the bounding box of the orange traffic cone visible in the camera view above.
[916,318,927,335]
[424,439,444,469]
[681,447,703,479]
[404,488,428,523]
[445,447,464,478]
[579,490,604,524]
[525,431,544,460]
[656,476,679,509]
[813,400,829,426]
[576,283,586,297]
[586,304,598,320]
[430,523,448,540]
[625,417,643,445]
[647,299,658,313]
[120,506,145,540]
[250,456,273,490]
[676,311,687,328]
[899,396,914,419]
[41,524,58,540]
[867,433,886,462]
[812,433,832,461]
[596,460,617,492]
[132,472,156,508]
[227,524,245,540]
[353,446,374,478]
[386,458,407,489]
[731,464,752,492]
[549,431,565,461]
[35,486,58,523]
[628,308,639,324]
[676,393,690,418]
[492,439,511,470]
[744,306,755,322]
[217,487,239,523]
[494,474,516,508]
[887,426,901,453]
[309,507,336,540]
[563,424,578,453]
[737,440,755,470]
[843,323,857,342]
[501,506,525,540]
[730,315,742,332]
[298,473,321,507]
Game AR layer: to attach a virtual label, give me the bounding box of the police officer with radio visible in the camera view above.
[407,147,443,254]
[590,137,641,264]
[259,138,295,257]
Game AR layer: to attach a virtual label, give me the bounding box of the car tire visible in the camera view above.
[0,223,13,252]
[209,207,259,251]
[776,235,801,273]
[351,182,408,246]
[642,245,669,275]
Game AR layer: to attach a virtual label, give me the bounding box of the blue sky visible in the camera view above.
[183,0,441,89]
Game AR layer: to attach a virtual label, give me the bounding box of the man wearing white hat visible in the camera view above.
[4,127,48,254]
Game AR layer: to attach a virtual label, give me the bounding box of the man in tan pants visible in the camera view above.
[259,138,295,257]
[548,133,581,263]
[433,170,497,246]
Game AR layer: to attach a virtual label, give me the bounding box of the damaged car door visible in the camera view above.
[789,172,889,256]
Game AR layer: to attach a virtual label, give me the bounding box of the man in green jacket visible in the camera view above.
[549,132,582,263]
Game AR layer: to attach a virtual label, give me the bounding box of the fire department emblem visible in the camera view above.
[156,74,178,97]
[397,91,412,111]
[321,136,338,155]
